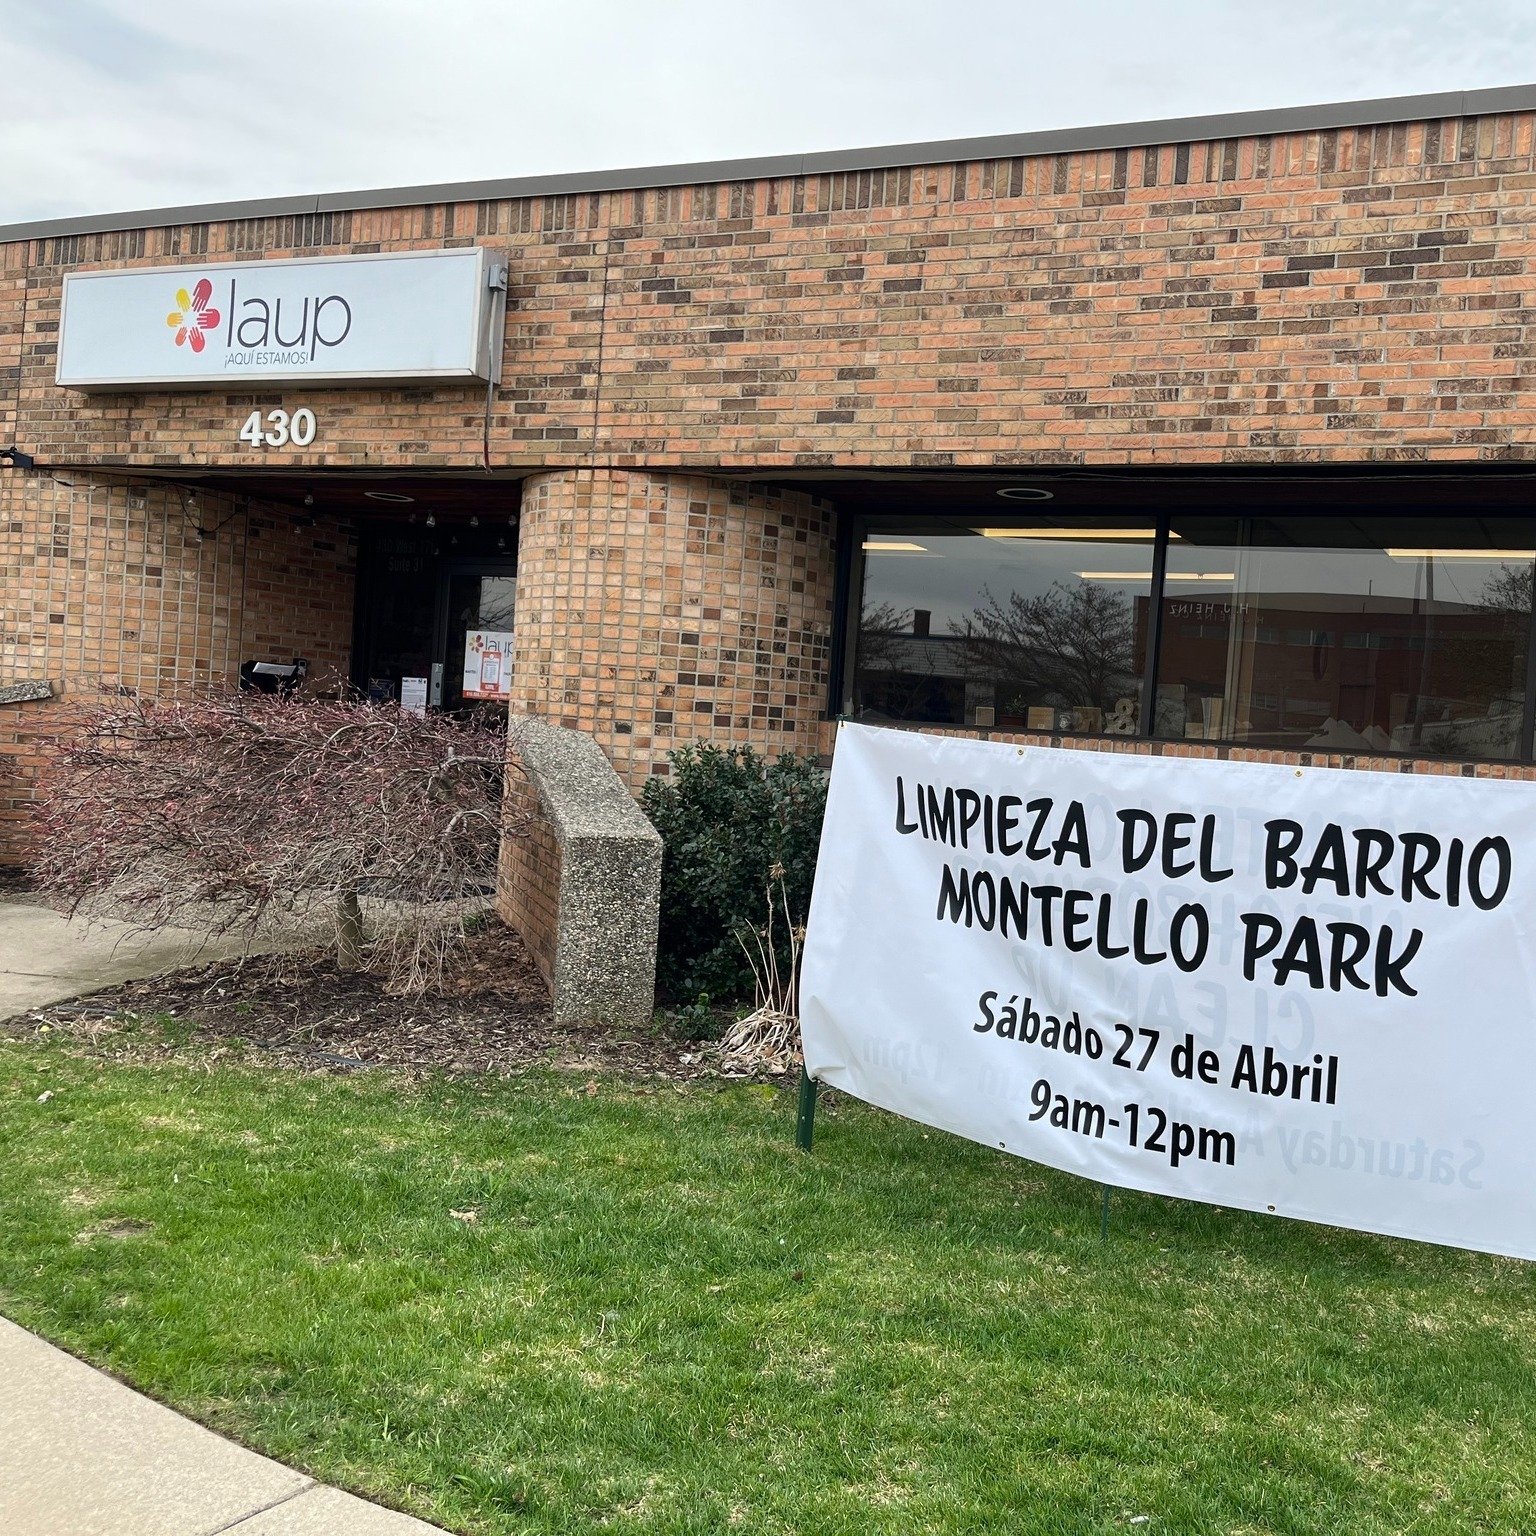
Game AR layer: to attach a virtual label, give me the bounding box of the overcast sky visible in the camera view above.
[3,0,1534,226]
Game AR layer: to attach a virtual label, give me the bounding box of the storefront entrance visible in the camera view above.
[353,521,517,717]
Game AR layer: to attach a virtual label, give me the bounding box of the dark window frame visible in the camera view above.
[839,511,1536,767]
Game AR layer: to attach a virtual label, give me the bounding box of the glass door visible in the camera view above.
[437,560,518,715]
[353,527,440,705]
[354,527,519,716]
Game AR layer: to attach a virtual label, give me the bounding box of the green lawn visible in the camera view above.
[3,1027,1535,1535]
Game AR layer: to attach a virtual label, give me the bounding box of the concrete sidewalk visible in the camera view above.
[0,1317,448,1534]
[0,894,311,1023]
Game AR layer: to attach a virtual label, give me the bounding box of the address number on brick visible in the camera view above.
[238,408,317,449]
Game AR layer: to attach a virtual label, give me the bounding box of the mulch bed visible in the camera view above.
[11,920,754,1082]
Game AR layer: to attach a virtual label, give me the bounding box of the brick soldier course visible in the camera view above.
[5,86,1536,964]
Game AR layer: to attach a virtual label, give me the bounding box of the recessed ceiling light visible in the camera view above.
[363,490,415,504]
[996,486,1055,501]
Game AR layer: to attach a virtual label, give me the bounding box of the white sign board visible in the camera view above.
[56,249,503,390]
[399,676,429,718]
[462,631,513,701]
[801,722,1536,1259]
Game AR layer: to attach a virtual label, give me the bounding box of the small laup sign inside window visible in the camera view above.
[463,631,512,701]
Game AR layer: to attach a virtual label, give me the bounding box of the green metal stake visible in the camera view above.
[1099,1184,1112,1243]
[796,1067,819,1152]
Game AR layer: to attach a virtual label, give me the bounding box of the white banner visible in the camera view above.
[801,722,1536,1259]
[56,249,502,389]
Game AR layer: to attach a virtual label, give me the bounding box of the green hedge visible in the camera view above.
[640,744,827,1004]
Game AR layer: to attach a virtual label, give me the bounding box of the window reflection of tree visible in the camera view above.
[474,577,517,631]
[1479,560,1534,615]
[957,579,1137,713]
[1418,559,1533,753]
[856,601,910,673]
[854,533,1535,755]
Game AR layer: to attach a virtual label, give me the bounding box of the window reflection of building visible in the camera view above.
[854,608,972,724]
[1160,521,1531,759]
[1150,589,1527,756]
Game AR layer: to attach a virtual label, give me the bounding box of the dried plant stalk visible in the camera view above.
[719,864,804,1075]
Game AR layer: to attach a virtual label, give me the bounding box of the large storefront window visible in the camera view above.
[849,515,1536,763]
[853,522,1153,735]
[1161,518,1532,757]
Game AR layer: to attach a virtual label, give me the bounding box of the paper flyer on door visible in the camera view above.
[799,721,1536,1258]
[462,631,513,701]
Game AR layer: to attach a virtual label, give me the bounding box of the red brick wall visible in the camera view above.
[579,129,1536,466]
[5,107,1536,473]
[238,504,357,690]
[0,471,356,863]
[0,700,56,856]
[496,763,560,982]
[511,469,836,789]
[0,247,20,453]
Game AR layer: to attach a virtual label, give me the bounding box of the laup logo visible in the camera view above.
[166,278,220,353]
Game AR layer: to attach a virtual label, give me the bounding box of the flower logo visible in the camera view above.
[166,277,220,353]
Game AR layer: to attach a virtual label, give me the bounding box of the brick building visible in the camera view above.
[5,84,1536,869]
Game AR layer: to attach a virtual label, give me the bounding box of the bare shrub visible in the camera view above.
[32,692,522,992]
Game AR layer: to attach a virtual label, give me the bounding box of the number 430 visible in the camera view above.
[239,408,316,448]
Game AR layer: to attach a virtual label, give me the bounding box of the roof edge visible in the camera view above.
[5,82,1534,245]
